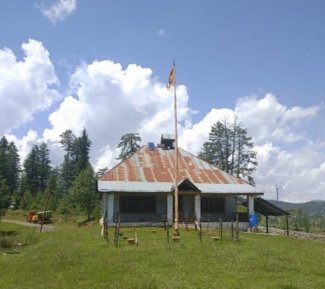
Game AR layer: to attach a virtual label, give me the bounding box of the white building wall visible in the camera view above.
[167,194,173,224]
[101,193,107,216]
[248,195,255,216]
[107,193,115,223]
[195,194,201,221]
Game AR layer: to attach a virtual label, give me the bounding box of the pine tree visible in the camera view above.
[59,128,92,192]
[0,136,9,181]
[23,145,40,195]
[198,121,231,171]
[0,137,20,195]
[6,141,21,193]
[69,165,98,221]
[45,169,59,210]
[0,176,10,216]
[38,143,51,192]
[75,128,92,176]
[60,130,77,193]
[198,119,257,184]
[116,133,142,160]
[233,125,257,182]
[22,143,51,195]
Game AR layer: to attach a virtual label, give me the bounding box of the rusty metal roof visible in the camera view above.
[99,146,263,195]
[100,146,248,184]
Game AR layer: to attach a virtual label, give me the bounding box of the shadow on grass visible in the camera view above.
[0,230,18,237]
[0,232,17,249]
[1,227,38,249]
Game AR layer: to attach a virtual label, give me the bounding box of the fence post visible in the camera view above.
[231,222,234,239]
[114,216,121,248]
[167,222,170,243]
[235,213,239,240]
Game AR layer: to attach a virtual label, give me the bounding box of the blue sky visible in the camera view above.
[1,0,325,202]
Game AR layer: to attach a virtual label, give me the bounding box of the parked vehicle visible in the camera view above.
[27,211,52,224]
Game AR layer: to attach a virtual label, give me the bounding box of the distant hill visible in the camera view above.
[268,200,325,216]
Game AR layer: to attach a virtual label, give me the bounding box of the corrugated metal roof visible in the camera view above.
[101,146,247,184]
[243,198,290,216]
[99,146,263,195]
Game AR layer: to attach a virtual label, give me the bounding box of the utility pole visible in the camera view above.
[275,184,279,201]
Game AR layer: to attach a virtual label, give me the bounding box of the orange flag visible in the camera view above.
[167,66,176,89]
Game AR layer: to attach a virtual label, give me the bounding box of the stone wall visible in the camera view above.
[259,226,325,242]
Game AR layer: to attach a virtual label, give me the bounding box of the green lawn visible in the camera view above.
[1,221,324,289]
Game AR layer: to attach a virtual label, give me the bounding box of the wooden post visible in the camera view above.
[231,222,234,239]
[266,215,269,234]
[114,216,121,247]
[40,189,51,233]
[219,218,223,240]
[104,211,108,242]
[135,228,138,245]
[167,223,170,243]
[235,213,239,240]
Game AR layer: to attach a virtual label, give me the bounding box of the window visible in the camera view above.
[201,197,225,214]
[120,196,156,213]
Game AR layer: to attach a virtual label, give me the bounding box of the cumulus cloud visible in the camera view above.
[38,0,77,25]
[6,130,41,164]
[0,39,60,135]
[2,40,323,202]
[254,142,325,202]
[235,93,320,145]
[43,60,192,171]
[180,93,324,201]
[39,59,324,202]
[179,108,235,154]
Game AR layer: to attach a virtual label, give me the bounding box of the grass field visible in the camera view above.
[1,219,324,289]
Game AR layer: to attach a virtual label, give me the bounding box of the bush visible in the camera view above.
[0,231,17,249]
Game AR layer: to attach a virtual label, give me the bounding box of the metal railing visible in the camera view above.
[112,211,248,223]
[113,212,167,223]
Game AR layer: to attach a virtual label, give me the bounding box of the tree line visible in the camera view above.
[0,128,97,220]
[0,118,258,219]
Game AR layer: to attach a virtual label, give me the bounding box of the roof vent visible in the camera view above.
[160,134,175,150]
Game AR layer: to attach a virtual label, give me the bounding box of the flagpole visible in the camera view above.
[173,65,179,234]
[167,61,179,235]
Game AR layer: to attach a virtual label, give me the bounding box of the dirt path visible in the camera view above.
[1,219,56,232]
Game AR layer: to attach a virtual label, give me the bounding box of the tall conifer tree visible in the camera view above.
[199,119,257,184]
